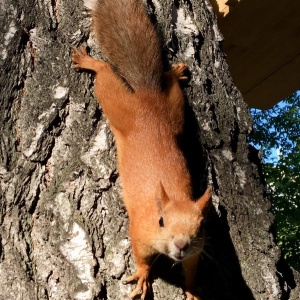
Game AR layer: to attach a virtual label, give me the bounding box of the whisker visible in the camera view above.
[171,261,180,268]
[149,253,163,271]
[201,249,215,262]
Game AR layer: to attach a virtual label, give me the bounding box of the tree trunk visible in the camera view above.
[0,0,299,299]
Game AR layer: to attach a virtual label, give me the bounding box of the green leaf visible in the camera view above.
[248,92,300,271]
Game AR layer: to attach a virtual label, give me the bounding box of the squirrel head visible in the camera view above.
[154,183,212,261]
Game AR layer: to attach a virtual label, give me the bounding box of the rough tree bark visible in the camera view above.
[0,0,299,299]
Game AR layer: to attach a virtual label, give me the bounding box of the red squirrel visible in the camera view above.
[72,0,212,299]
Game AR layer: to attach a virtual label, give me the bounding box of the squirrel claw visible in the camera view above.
[124,270,149,299]
[71,46,86,69]
[171,63,188,81]
[71,46,97,71]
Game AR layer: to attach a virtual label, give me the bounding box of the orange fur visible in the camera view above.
[72,1,212,299]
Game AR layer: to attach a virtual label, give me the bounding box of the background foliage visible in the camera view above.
[249,93,300,270]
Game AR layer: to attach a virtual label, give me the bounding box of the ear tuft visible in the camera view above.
[156,181,170,209]
[196,186,212,216]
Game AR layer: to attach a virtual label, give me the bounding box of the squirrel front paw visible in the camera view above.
[123,269,150,300]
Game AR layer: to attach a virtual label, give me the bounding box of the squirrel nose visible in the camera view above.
[174,238,188,251]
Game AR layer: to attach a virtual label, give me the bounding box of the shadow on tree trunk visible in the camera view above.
[201,206,255,300]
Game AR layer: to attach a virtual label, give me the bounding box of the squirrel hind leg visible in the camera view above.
[72,46,104,72]
[171,63,189,81]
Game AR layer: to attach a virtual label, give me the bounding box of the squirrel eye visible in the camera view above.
[159,216,164,227]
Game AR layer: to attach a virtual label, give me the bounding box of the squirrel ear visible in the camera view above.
[156,181,170,210]
[195,187,212,216]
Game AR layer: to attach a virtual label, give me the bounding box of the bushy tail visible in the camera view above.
[86,0,163,91]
